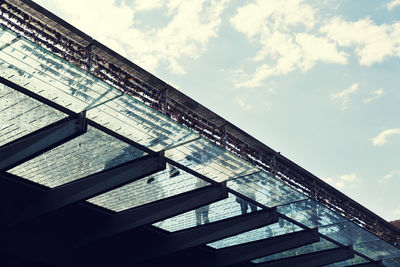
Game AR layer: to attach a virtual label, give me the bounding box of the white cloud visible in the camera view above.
[323,173,359,190]
[230,0,347,88]
[387,0,400,10]
[320,17,400,66]
[330,83,359,110]
[235,96,252,110]
[133,0,164,11]
[372,128,400,146]
[363,88,384,103]
[35,0,230,74]
[383,170,400,180]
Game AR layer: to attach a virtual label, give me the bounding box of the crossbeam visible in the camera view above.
[0,114,87,172]
[212,229,320,266]
[10,153,166,226]
[79,184,228,247]
[348,261,384,267]
[135,209,279,263]
[255,246,354,267]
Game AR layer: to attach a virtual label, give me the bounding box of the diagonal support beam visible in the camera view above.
[213,229,320,266]
[78,184,229,247]
[0,113,87,172]
[135,209,279,263]
[11,153,166,226]
[348,261,384,267]
[255,246,354,267]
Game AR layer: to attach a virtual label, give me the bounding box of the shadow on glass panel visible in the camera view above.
[87,94,197,152]
[277,198,347,228]
[0,83,66,146]
[354,239,400,261]
[252,237,338,264]
[383,256,400,267]
[320,220,379,246]
[227,171,308,209]
[324,254,369,267]
[208,218,303,249]
[154,193,259,232]
[165,138,258,183]
[88,163,210,212]
[8,126,146,187]
[0,27,119,113]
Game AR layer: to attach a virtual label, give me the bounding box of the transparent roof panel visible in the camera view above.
[354,240,400,261]
[153,193,260,232]
[0,27,120,113]
[227,171,308,208]
[252,237,338,264]
[208,218,303,249]
[87,94,197,152]
[277,199,347,228]
[8,126,146,188]
[325,254,368,266]
[0,83,66,146]
[88,164,210,212]
[383,257,400,267]
[320,220,379,246]
[0,26,17,43]
[165,138,258,182]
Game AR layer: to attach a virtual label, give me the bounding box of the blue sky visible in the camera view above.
[33,0,400,221]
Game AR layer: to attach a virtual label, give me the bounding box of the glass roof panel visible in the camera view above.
[153,193,260,232]
[252,237,338,263]
[277,198,347,228]
[8,125,146,187]
[88,164,210,212]
[383,257,400,267]
[324,254,368,266]
[0,27,120,113]
[354,240,400,260]
[87,94,198,152]
[0,83,66,146]
[227,171,308,208]
[0,26,17,43]
[319,220,379,246]
[208,218,303,249]
[165,138,258,182]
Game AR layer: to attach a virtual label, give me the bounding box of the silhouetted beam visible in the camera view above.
[0,114,87,172]
[79,184,228,247]
[11,154,166,226]
[255,246,354,267]
[348,261,384,267]
[135,209,279,263]
[212,229,320,266]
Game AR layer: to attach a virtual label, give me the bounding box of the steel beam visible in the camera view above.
[255,246,354,267]
[79,184,228,247]
[10,153,166,226]
[348,261,384,267]
[0,114,87,172]
[134,209,279,263]
[212,229,320,266]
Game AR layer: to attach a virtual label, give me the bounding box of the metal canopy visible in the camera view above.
[0,3,399,267]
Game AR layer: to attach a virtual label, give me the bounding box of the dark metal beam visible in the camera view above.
[78,184,228,247]
[212,229,320,266]
[348,261,384,267]
[0,113,87,172]
[10,153,166,226]
[134,209,279,263]
[255,246,354,267]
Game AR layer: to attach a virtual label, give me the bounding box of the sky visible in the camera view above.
[33,0,400,221]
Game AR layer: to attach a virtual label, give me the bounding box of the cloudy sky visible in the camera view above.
[33,0,400,221]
